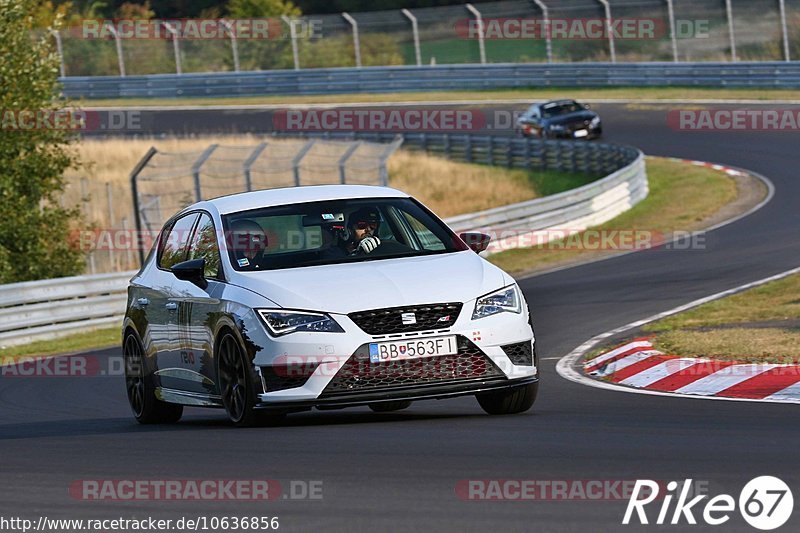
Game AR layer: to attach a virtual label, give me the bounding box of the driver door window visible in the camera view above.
[187,213,222,279]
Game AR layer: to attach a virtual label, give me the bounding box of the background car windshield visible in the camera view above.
[223,197,467,271]
[542,101,583,118]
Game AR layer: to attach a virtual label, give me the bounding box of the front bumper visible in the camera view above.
[254,375,539,413]
[247,304,537,405]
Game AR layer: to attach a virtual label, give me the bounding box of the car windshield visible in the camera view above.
[222,197,468,271]
[541,101,584,118]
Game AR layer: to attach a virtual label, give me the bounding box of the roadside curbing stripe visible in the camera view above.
[584,340,800,402]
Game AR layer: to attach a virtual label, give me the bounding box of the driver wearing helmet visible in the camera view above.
[344,207,382,255]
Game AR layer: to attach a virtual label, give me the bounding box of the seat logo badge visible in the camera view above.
[401,312,416,325]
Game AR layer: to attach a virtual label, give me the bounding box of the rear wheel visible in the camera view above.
[476,382,538,415]
[368,401,412,413]
[218,332,284,427]
[124,334,183,424]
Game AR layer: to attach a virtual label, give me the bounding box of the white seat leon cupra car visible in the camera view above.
[123,185,538,426]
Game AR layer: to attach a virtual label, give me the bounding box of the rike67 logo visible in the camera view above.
[623,477,793,530]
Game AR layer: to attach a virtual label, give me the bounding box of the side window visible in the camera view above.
[188,213,222,279]
[401,210,446,251]
[158,213,199,270]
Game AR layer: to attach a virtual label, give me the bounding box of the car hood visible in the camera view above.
[229,251,509,314]
[547,110,597,126]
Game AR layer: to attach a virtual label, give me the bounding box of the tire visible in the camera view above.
[124,333,183,424]
[368,400,412,413]
[217,332,284,427]
[476,382,538,415]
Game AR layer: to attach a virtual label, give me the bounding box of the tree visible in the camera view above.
[0,0,85,282]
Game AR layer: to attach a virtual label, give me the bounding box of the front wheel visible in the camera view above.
[476,382,538,415]
[124,334,183,424]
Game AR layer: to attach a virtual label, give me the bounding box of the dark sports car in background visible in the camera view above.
[516,99,602,139]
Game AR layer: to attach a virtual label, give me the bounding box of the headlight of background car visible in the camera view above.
[472,285,522,320]
[589,116,601,127]
[257,309,344,336]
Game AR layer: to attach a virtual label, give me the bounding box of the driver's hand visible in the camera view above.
[357,236,381,254]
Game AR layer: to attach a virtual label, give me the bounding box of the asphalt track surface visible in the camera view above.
[2,103,800,532]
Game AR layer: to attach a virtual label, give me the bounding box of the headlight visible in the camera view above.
[257,309,344,336]
[472,285,522,320]
[590,116,601,127]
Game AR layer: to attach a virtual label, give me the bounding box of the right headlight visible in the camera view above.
[472,285,522,320]
[257,309,344,336]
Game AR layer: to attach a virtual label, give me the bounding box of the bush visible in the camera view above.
[0,0,85,282]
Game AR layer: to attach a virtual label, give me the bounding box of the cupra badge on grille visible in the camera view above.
[401,312,417,325]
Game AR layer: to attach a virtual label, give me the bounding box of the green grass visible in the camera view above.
[642,273,800,363]
[488,156,740,276]
[646,274,800,333]
[77,87,800,108]
[0,327,120,361]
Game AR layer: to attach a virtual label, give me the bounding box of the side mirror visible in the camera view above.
[172,258,208,290]
[460,232,491,254]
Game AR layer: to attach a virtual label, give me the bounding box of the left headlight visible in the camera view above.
[472,285,522,320]
[589,116,601,127]
[257,309,344,336]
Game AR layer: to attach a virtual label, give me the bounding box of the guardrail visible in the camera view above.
[61,62,800,99]
[1,136,645,348]
[0,271,134,348]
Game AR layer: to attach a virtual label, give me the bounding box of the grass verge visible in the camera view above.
[78,87,800,108]
[488,156,740,276]
[0,327,119,361]
[644,273,800,364]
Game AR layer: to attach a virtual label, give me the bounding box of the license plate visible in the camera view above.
[369,335,458,364]
[574,129,589,138]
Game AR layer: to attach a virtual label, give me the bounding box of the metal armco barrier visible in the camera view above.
[0,271,135,348]
[1,137,645,348]
[61,62,800,99]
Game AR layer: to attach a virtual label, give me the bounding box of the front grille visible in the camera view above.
[502,341,533,366]
[320,337,505,397]
[348,303,462,335]
[260,362,320,393]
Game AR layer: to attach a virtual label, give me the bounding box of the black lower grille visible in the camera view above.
[320,337,504,397]
[348,303,462,335]
[261,362,320,393]
[502,341,533,366]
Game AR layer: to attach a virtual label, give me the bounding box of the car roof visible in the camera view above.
[541,99,578,108]
[199,184,410,215]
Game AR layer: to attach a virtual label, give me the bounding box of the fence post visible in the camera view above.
[243,142,268,191]
[401,9,422,66]
[104,23,126,76]
[162,21,183,74]
[378,135,404,186]
[531,0,552,63]
[220,18,240,72]
[281,15,301,70]
[130,146,158,264]
[106,182,116,270]
[465,135,473,162]
[338,142,361,184]
[465,4,487,64]
[342,13,362,68]
[191,144,218,201]
[596,0,616,63]
[779,0,790,61]
[50,29,66,77]
[121,217,134,269]
[666,0,678,62]
[725,0,737,61]
[292,140,316,186]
